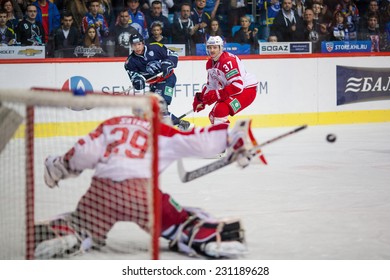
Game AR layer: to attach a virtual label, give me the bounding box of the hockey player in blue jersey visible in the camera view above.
[124,33,190,131]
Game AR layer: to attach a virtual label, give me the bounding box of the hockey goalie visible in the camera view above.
[36,97,258,259]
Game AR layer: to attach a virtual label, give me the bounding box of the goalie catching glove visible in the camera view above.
[44,156,80,188]
[226,119,260,168]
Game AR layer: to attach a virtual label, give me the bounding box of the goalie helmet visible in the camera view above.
[206,36,224,60]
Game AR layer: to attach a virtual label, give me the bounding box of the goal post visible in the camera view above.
[0,89,161,260]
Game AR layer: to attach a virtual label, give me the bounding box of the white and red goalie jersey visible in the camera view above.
[63,116,229,181]
[204,51,258,98]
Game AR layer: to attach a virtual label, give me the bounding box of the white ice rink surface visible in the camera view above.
[73,122,390,260]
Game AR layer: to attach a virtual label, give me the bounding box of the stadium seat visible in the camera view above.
[232,25,241,37]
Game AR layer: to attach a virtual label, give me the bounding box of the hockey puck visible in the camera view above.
[326,134,336,143]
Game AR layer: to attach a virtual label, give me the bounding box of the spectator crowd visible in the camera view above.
[0,0,389,57]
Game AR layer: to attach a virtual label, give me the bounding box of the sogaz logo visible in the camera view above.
[61,76,94,93]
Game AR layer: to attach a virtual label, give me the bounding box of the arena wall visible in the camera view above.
[1,54,389,129]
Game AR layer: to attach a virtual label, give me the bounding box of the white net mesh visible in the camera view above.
[0,89,160,260]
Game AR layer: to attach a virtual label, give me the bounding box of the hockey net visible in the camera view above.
[0,89,161,260]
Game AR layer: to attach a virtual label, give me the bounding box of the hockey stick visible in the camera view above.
[177,109,193,120]
[178,124,307,183]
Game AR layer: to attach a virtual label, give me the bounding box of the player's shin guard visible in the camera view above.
[162,208,246,258]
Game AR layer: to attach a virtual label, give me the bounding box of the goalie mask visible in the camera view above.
[206,36,224,61]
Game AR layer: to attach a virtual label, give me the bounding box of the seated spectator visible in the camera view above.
[271,0,305,41]
[303,8,322,52]
[334,0,359,40]
[205,18,225,41]
[232,15,259,53]
[147,0,173,18]
[74,25,104,57]
[145,0,171,38]
[82,0,109,45]
[329,10,349,40]
[123,0,149,39]
[16,4,45,45]
[33,0,61,57]
[0,8,16,45]
[171,2,195,55]
[108,8,139,57]
[358,0,380,31]
[84,25,100,47]
[62,0,88,33]
[358,12,387,51]
[53,11,81,58]
[2,0,23,30]
[99,0,116,28]
[293,0,305,18]
[267,33,278,41]
[146,20,169,44]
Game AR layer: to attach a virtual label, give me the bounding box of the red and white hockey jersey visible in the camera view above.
[204,51,258,97]
[64,116,228,181]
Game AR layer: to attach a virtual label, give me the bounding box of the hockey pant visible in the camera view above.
[209,86,257,124]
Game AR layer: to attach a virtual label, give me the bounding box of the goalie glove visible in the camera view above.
[161,59,174,78]
[44,156,80,188]
[226,119,258,168]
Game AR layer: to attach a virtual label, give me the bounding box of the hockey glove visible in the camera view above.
[202,89,229,105]
[44,156,80,188]
[146,61,162,76]
[131,74,146,90]
[161,60,174,78]
[192,92,205,112]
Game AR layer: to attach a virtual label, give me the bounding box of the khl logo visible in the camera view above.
[62,76,94,93]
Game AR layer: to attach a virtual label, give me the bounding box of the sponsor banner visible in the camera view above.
[336,65,390,105]
[321,41,371,53]
[165,44,186,56]
[259,42,312,54]
[196,43,251,56]
[0,45,45,59]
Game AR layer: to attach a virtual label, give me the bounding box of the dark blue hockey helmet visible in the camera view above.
[129,33,144,45]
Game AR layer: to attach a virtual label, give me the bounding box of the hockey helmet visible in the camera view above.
[206,36,224,48]
[129,33,144,45]
[206,36,224,60]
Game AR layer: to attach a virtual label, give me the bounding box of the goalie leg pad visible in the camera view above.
[166,208,245,258]
[34,214,94,259]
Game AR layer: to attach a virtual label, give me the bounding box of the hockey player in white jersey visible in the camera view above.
[36,95,259,259]
[193,35,258,124]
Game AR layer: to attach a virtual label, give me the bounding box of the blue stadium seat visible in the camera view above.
[232,25,241,37]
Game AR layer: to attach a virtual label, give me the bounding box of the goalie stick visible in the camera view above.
[178,124,307,183]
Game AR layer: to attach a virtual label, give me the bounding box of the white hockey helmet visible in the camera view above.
[206,36,224,60]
